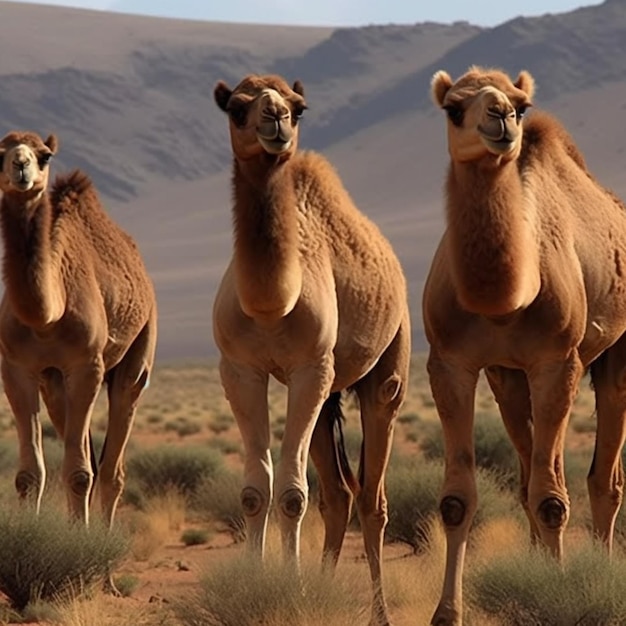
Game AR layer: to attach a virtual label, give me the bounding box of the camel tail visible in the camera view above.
[325,392,360,496]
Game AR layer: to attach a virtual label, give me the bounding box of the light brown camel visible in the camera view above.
[0,130,157,531]
[213,74,410,625]
[423,65,626,626]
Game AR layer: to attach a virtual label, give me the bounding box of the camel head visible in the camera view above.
[0,131,58,197]
[214,74,307,162]
[431,66,535,164]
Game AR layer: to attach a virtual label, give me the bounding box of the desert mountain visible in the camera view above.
[0,0,625,359]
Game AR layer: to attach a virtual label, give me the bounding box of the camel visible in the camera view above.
[0,130,157,532]
[422,65,626,626]
[212,73,410,625]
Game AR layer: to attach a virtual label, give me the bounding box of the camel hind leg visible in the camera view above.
[484,365,539,543]
[97,313,156,528]
[309,391,357,568]
[352,316,410,626]
[588,335,626,554]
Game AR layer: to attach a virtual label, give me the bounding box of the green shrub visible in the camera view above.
[174,556,364,626]
[194,471,246,542]
[385,455,517,552]
[468,542,626,625]
[126,445,224,500]
[0,507,128,611]
[181,527,211,546]
[113,573,140,597]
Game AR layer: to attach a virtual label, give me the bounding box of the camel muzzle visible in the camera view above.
[257,117,293,143]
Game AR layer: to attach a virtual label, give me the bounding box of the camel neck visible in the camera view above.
[231,158,302,321]
[445,159,540,317]
[0,192,66,327]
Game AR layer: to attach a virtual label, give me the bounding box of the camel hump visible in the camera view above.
[50,169,97,211]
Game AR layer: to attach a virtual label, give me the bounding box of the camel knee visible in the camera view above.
[241,486,267,517]
[377,373,403,407]
[537,497,568,531]
[15,470,42,500]
[66,469,93,499]
[357,492,388,532]
[440,496,467,528]
[279,487,307,520]
[319,484,352,520]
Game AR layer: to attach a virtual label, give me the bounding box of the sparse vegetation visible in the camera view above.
[181,527,211,546]
[174,555,365,626]
[126,445,224,500]
[0,507,128,611]
[468,541,626,625]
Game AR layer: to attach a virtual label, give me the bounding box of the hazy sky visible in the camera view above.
[5,0,603,26]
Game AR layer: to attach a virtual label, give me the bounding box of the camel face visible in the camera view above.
[0,132,57,195]
[431,67,534,163]
[214,74,307,160]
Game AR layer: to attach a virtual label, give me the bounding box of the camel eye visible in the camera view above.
[293,104,307,121]
[444,105,464,127]
[516,105,528,120]
[228,106,247,128]
[39,153,53,167]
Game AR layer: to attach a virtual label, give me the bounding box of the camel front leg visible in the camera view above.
[62,360,105,523]
[485,366,539,543]
[220,358,272,558]
[527,355,583,558]
[275,356,334,565]
[2,360,46,510]
[428,351,479,626]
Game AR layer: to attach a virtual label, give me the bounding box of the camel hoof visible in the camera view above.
[538,497,567,530]
[431,602,462,626]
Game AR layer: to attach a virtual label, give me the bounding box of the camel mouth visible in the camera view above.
[10,178,35,192]
[257,136,293,155]
[481,136,517,155]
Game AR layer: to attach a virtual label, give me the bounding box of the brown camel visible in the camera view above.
[423,65,626,625]
[0,131,157,530]
[213,74,410,625]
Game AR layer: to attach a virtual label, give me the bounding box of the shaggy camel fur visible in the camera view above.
[423,65,626,626]
[213,74,410,625]
[0,131,157,530]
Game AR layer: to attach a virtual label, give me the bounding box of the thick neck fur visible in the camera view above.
[231,155,302,321]
[446,158,540,317]
[1,190,66,327]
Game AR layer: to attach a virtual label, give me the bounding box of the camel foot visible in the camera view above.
[431,602,461,626]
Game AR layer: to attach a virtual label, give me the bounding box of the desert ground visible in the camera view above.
[0,356,613,626]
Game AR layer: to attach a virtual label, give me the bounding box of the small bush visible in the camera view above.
[181,527,211,546]
[468,542,626,625]
[113,574,140,597]
[194,471,246,542]
[0,507,128,611]
[385,455,517,552]
[126,445,224,500]
[174,556,365,626]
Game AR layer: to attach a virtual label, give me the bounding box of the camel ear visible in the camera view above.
[431,70,453,108]
[214,81,233,112]
[45,134,58,154]
[292,80,305,97]
[514,70,535,100]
